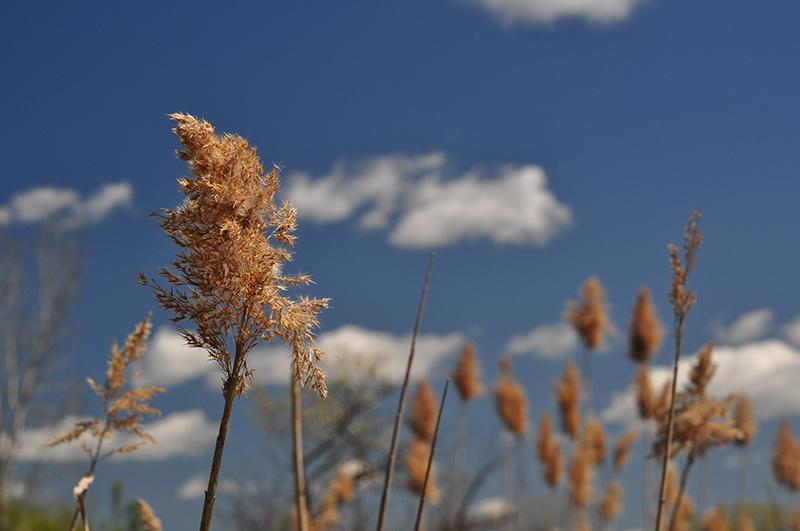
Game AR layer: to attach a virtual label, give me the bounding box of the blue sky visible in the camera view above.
[2,0,800,529]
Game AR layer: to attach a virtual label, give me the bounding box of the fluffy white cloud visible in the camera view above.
[177,473,255,500]
[4,410,216,462]
[284,153,571,249]
[467,497,513,525]
[602,340,800,426]
[714,308,773,344]
[782,316,800,347]
[465,0,641,25]
[0,183,132,229]
[139,324,465,391]
[506,322,578,360]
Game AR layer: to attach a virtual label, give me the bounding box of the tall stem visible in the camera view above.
[654,316,685,531]
[449,400,467,530]
[292,377,310,531]
[199,375,238,531]
[516,438,527,531]
[667,452,695,531]
[376,251,436,531]
[582,347,592,421]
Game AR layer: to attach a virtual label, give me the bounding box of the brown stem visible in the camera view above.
[376,250,436,531]
[199,375,238,531]
[667,452,695,531]
[292,377,310,531]
[655,316,685,531]
[516,438,527,531]
[414,380,449,531]
[582,347,593,421]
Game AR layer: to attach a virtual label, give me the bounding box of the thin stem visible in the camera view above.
[449,400,467,530]
[655,315,685,531]
[199,372,239,531]
[516,438,527,531]
[667,452,695,531]
[454,455,503,531]
[376,250,436,531]
[738,446,748,504]
[414,380,449,531]
[292,377,310,531]
[582,347,592,421]
[502,437,511,531]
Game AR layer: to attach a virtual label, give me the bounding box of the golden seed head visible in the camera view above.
[629,287,664,363]
[408,380,437,442]
[494,358,528,438]
[137,499,162,531]
[567,276,611,350]
[637,364,657,420]
[597,480,623,522]
[613,430,638,473]
[453,342,483,401]
[556,361,581,439]
[405,436,441,504]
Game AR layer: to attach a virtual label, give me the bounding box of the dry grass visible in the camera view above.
[629,286,664,364]
[567,276,611,351]
[453,342,483,402]
[555,361,581,439]
[612,430,638,473]
[493,357,528,438]
[137,498,163,531]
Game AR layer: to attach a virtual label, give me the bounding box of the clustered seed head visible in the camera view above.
[494,358,528,438]
[311,464,358,531]
[629,287,664,364]
[636,364,657,420]
[556,361,581,439]
[404,436,441,504]
[597,480,623,523]
[535,412,562,488]
[140,113,330,398]
[568,440,594,509]
[687,342,716,398]
[49,315,164,459]
[701,504,728,531]
[671,493,695,531]
[567,276,611,350]
[613,430,638,473]
[585,418,606,466]
[453,342,483,401]
[773,421,800,491]
[733,394,757,446]
[137,499,162,531]
[408,380,437,442]
[668,210,702,322]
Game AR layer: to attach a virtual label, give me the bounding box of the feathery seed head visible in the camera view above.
[597,480,623,522]
[405,436,441,504]
[567,276,611,350]
[668,210,702,322]
[629,287,664,363]
[687,342,716,398]
[733,394,757,446]
[556,361,581,439]
[494,358,528,438]
[408,380,437,442]
[453,342,483,401]
[585,417,607,465]
[701,504,728,531]
[773,421,800,491]
[137,499,162,531]
[613,430,638,473]
[568,439,594,508]
[636,364,657,420]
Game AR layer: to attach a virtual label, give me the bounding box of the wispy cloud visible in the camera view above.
[139,324,465,390]
[782,315,800,347]
[506,322,578,360]
[284,153,571,249]
[0,183,132,229]
[4,410,216,462]
[463,0,642,26]
[602,339,800,426]
[177,473,256,500]
[467,496,514,526]
[714,308,773,344]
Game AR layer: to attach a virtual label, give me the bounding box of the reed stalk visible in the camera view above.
[414,380,449,531]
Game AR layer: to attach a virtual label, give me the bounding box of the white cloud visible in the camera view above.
[467,497,513,525]
[714,308,773,344]
[506,322,578,359]
[0,183,132,229]
[602,340,800,426]
[284,153,571,249]
[4,410,216,462]
[782,316,800,347]
[177,473,254,500]
[465,0,641,25]
[139,324,465,390]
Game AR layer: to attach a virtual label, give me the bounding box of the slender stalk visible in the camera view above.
[738,446,748,504]
[582,347,592,420]
[502,437,511,531]
[449,400,467,530]
[376,250,436,531]
[414,380,449,531]
[643,429,651,531]
[516,439,528,531]
[654,315,685,531]
[292,377,310,531]
[199,364,240,531]
[667,452,695,531]
[454,455,503,531]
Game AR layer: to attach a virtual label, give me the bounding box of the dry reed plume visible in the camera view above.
[453,342,483,401]
[568,440,594,509]
[686,342,715,398]
[141,113,329,531]
[656,210,703,531]
[405,436,441,504]
[597,479,623,523]
[50,315,163,531]
[568,277,611,351]
[494,358,528,438]
[733,395,757,446]
[310,464,356,531]
[736,512,755,531]
[629,287,664,364]
[137,498,163,531]
[409,380,437,442]
[612,430,638,473]
[636,364,657,420]
[585,418,606,466]
[773,421,800,491]
[536,412,562,488]
[556,361,581,439]
[701,504,728,531]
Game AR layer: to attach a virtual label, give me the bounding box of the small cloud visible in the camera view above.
[0,183,132,229]
[506,322,578,360]
[463,0,642,26]
[782,316,800,347]
[602,339,800,426]
[139,324,464,390]
[285,153,571,249]
[5,410,216,462]
[466,497,513,526]
[714,308,773,344]
[177,473,254,500]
